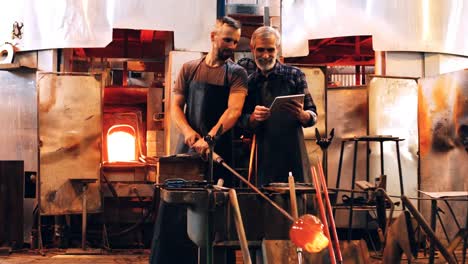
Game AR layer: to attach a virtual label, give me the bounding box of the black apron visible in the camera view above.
[176,57,233,185]
[150,59,234,264]
[255,77,312,186]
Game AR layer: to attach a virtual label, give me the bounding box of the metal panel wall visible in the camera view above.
[368,76,419,209]
[418,69,468,239]
[300,67,326,173]
[282,0,468,57]
[0,69,37,243]
[38,72,102,215]
[1,0,216,52]
[0,70,38,172]
[164,51,203,155]
[327,87,368,227]
[0,161,24,248]
[301,67,326,139]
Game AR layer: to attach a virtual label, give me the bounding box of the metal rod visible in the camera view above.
[288,174,299,219]
[463,212,467,264]
[214,152,294,222]
[435,210,458,262]
[312,167,336,264]
[347,140,359,242]
[375,188,395,247]
[229,189,252,264]
[429,199,437,264]
[333,141,346,218]
[336,141,345,189]
[436,210,451,246]
[82,184,88,250]
[206,204,213,264]
[208,150,214,183]
[288,174,303,264]
[379,141,384,176]
[443,199,461,230]
[366,141,370,182]
[248,135,256,183]
[317,161,343,263]
[401,196,457,264]
[395,141,405,209]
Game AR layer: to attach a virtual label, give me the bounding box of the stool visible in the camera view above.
[334,135,405,242]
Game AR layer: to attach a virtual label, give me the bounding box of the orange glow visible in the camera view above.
[453,86,466,134]
[418,83,432,155]
[107,125,136,162]
[289,214,329,253]
[431,77,449,112]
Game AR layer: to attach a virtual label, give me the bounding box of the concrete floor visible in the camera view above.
[0,250,149,264]
[0,249,466,263]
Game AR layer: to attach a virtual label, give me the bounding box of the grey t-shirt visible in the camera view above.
[173,58,248,96]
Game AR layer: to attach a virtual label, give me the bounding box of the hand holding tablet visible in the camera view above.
[269,94,305,112]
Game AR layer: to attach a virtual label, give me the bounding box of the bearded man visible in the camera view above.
[241,26,318,185]
[150,16,247,264]
[172,16,248,184]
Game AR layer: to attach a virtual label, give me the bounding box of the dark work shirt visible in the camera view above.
[239,61,317,185]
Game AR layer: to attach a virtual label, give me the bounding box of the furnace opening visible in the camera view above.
[107,124,137,162]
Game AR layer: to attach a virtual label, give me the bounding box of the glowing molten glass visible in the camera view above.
[107,125,136,162]
[289,214,329,253]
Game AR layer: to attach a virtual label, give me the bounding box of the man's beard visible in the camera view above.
[256,57,275,72]
[217,48,234,61]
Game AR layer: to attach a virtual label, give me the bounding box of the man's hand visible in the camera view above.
[184,130,202,147]
[192,137,209,157]
[250,105,271,122]
[281,101,310,124]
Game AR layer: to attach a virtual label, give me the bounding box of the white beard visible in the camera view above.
[256,59,275,72]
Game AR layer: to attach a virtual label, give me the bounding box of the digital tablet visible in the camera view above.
[269,94,304,112]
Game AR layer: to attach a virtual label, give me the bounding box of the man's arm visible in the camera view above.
[281,100,316,126]
[172,94,201,147]
[282,68,317,127]
[209,92,246,136]
[210,65,248,136]
[192,65,248,155]
[191,92,246,155]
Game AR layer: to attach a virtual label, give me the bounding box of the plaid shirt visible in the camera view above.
[241,61,317,128]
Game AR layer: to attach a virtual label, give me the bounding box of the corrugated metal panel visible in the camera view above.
[38,72,102,215]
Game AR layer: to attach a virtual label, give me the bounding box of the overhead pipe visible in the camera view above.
[217,0,225,18]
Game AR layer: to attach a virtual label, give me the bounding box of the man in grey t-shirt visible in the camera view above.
[150,16,247,264]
